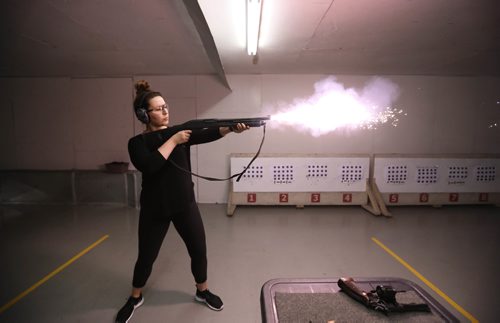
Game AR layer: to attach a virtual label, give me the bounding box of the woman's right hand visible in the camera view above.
[172,130,192,145]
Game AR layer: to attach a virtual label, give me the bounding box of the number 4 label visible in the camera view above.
[479,193,489,202]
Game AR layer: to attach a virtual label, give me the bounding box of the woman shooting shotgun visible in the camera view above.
[115,80,250,323]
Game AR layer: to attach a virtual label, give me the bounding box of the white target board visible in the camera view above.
[374,157,500,193]
[231,155,369,192]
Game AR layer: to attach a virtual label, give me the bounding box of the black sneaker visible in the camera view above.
[195,289,224,311]
[115,294,144,323]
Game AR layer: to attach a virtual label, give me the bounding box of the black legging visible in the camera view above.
[132,201,207,288]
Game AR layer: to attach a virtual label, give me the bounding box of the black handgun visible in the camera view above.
[338,277,431,315]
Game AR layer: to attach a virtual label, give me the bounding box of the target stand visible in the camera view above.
[227,154,380,216]
[372,154,500,215]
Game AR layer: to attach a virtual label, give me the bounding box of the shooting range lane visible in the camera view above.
[372,237,478,323]
[0,204,498,322]
[0,235,109,314]
[0,205,129,322]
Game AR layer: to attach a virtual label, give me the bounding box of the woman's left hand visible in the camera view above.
[232,123,250,133]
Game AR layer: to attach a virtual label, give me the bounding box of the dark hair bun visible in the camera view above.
[135,80,151,95]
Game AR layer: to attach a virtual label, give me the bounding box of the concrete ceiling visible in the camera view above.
[1,0,499,82]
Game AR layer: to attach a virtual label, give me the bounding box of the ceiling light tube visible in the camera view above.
[247,0,263,56]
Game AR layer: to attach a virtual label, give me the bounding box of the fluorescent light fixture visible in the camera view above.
[246,0,263,56]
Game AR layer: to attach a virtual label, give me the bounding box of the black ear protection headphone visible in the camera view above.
[134,92,150,124]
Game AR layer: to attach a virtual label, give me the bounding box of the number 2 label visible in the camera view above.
[279,193,289,203]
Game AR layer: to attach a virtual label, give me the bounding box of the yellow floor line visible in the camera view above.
[371,237,478,323]
[0,234,109,314]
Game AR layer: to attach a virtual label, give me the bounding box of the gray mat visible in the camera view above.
[274,291,444,323]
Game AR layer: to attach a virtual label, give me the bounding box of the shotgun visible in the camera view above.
[338,277,431,315]
[142,116,270,181]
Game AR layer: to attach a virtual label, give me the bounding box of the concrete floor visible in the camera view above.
[0,203,499,323]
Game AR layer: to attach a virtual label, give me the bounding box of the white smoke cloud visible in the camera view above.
[267,76,403,137]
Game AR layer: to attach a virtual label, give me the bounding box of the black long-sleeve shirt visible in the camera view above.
[128,127,222,215]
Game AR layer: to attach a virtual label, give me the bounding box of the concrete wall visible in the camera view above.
[0,75,499,204]
[0,170,140,206]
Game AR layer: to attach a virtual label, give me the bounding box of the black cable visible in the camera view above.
[168,125,266,182]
